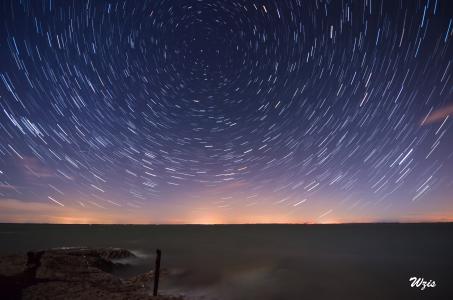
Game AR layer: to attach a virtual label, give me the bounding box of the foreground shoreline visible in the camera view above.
[0,247,182,300]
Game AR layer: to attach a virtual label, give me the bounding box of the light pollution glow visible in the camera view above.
[1,198,452,224]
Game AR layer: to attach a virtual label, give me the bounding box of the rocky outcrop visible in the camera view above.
[0,248,182,300]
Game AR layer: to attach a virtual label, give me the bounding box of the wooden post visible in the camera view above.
[153,249,161,296]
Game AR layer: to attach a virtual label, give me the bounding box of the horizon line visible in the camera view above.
[1,221,452,225]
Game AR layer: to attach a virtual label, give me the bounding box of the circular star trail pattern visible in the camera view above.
[0,0,452,222]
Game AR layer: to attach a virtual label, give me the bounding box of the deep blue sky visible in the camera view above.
[0,0,452,223]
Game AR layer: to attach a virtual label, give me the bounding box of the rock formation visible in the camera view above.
[0,248,182,300]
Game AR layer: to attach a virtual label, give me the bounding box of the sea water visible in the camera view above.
[0,223,452,299]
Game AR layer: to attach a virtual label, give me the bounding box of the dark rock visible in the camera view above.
[48,247,135,260]
[127,269,171,286]
[0,255,27,277]
[22,280,183,300]
[0,248,183,300]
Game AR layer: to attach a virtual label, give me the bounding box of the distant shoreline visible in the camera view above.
[1,221,453,225]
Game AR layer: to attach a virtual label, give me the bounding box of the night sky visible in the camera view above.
[0,0,452,224]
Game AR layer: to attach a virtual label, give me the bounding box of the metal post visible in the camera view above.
[153,249,161,296]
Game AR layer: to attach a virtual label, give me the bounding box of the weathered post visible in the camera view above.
[153,249,161,296]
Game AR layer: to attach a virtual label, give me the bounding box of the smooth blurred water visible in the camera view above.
[0,223,452,299]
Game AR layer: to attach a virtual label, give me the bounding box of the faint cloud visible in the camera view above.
[400,211,453,223]
[0,183,20,191]
[21,156,56,178]
[0,198,154,224]
[421,104,453,125]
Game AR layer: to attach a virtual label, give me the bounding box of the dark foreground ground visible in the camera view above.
[0,247,182,300]
[0,223,452,300]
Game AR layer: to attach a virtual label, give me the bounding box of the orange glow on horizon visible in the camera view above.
[1,198,453,224]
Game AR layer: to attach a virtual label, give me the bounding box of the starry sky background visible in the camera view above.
[0,0,452,224]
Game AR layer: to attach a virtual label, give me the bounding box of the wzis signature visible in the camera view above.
[409,277,436,290]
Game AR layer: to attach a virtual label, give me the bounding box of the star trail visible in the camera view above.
[0,0,452,224]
